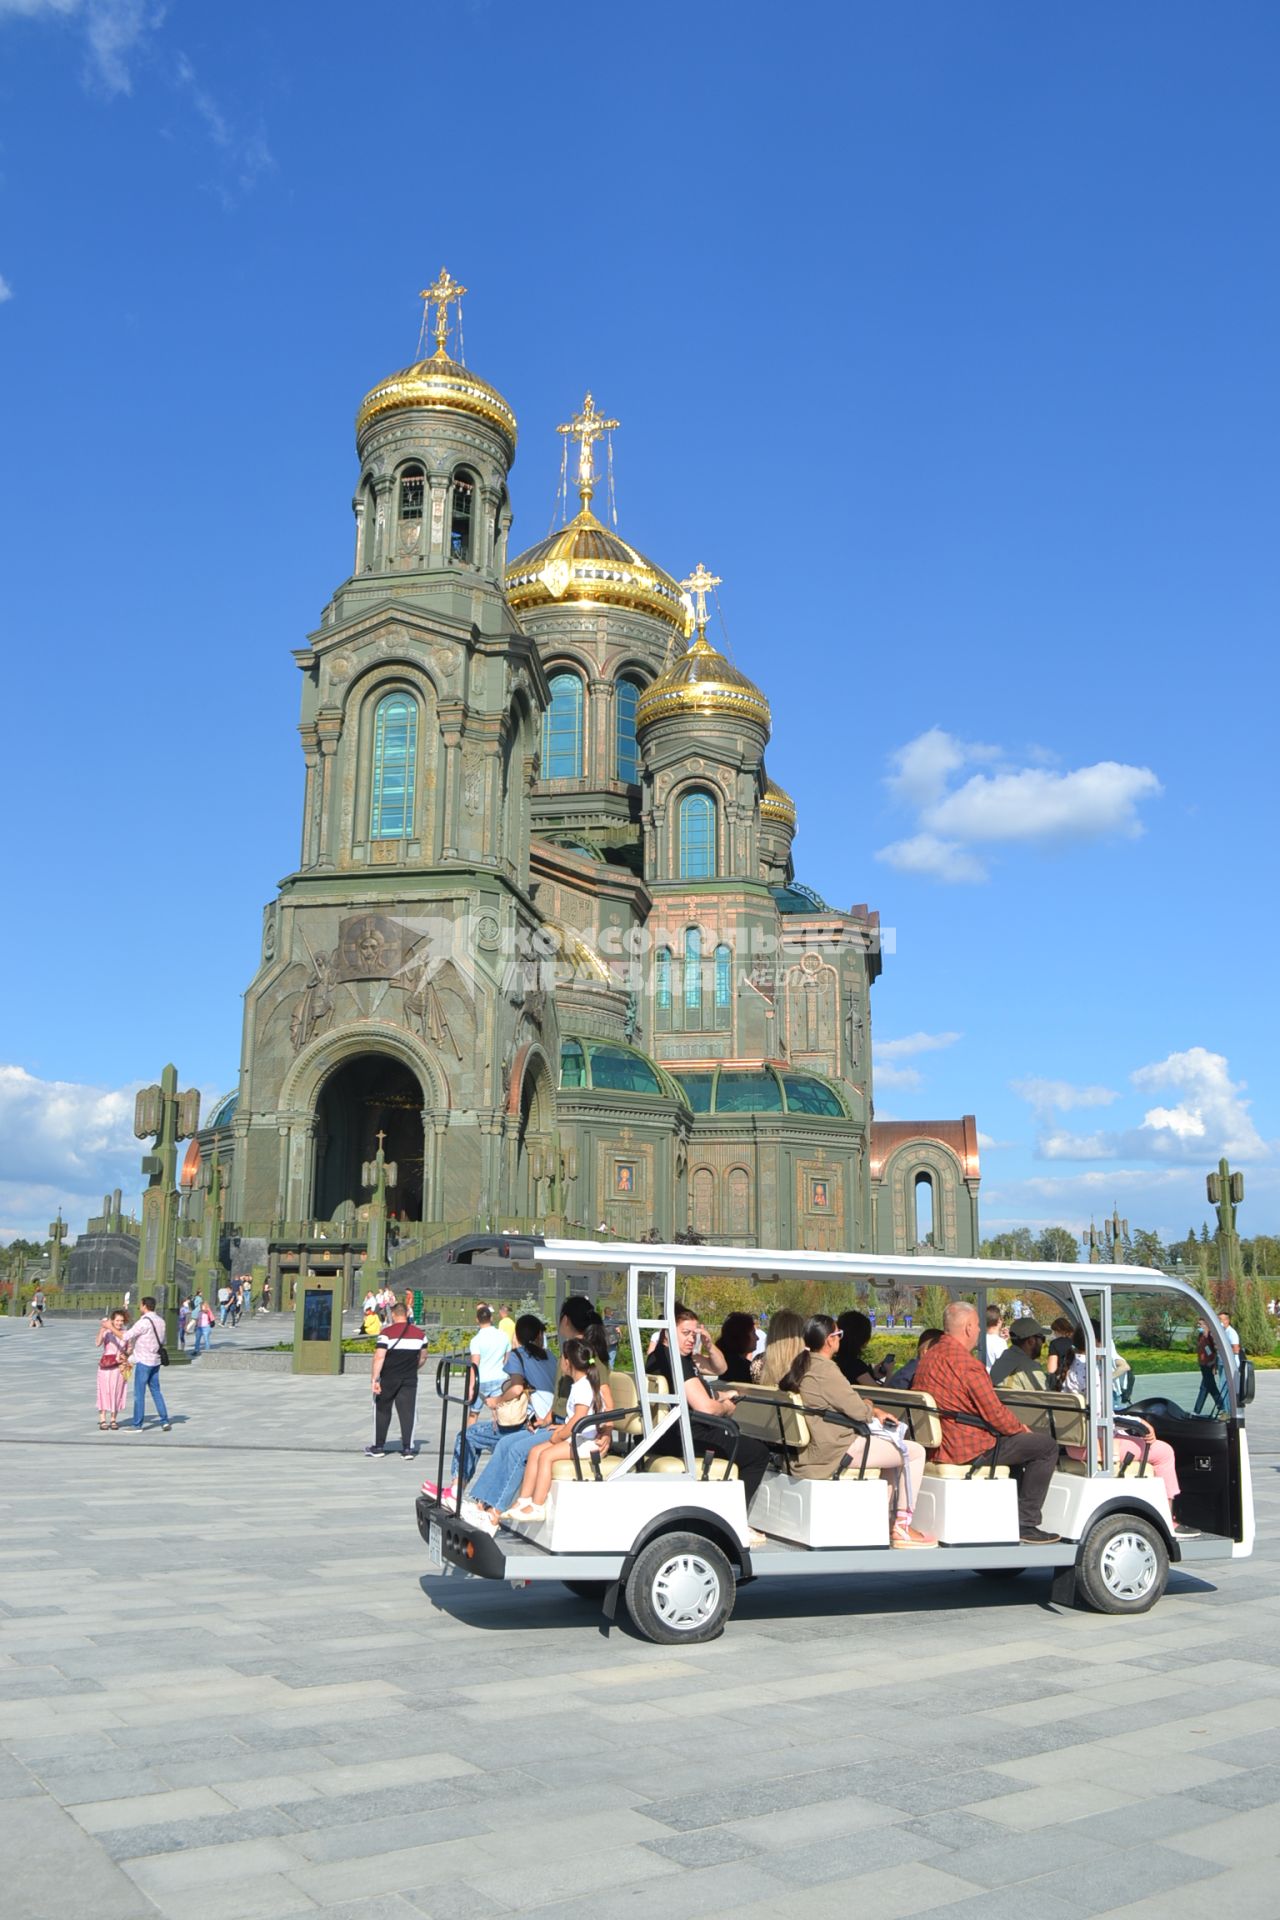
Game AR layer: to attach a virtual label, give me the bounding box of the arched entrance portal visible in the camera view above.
[313,1053,425,1222]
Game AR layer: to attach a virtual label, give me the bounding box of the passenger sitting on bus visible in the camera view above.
[914,1303,1061,1545]
[888,1327,943,1389]
[1044,1317,1078,1385]
[756,1310,805,1388]
[647,1304,770,1526]
[717,1312,759,1384]
[558,1295,612,1373]
[782,1316,936,1548]
[834,1312,883,1388]
[989,1319,1051,1390]
[1058,1323,1198,1537]
[501,1341,614,1523]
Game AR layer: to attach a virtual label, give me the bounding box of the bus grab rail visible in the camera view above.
[433,1353,478,1521]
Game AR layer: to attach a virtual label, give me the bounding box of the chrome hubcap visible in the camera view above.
[1100,1530,1158,1600]
[652,1552,721,1630]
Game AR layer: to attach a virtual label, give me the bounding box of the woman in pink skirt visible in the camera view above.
[96,1309,129,1429]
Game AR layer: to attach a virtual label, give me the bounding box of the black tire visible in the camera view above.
[623,1531,736,1645]
[562,1580,610,1602]
[973,1566,1026,1581]
[1075,1512,1169,1615]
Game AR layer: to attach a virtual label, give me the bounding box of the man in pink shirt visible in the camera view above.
[122,1296,172,1431]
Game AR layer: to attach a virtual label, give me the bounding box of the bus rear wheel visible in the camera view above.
[624,1532,735,1644]
[1076,1513,1169,1615]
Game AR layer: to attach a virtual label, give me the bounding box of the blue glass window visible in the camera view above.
[782,1074,844,1117]
[560,1039,586,1088]
[714,945,731,1008]
[656,947,672,1011]
[588,1046,662,1095]
[673,1072,713,1113]
[683,926,702,1013]
[615,678,640,784]
[679,791,715,878]
[716,1069,784,1113]
[543,673,583,779]
[370,693,417,839]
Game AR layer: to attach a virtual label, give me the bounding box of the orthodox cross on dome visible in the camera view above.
[557,391,619,511]
[419,267,467,359]
[680,561,722,642]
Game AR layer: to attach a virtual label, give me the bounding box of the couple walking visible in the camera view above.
[95,1298,172,1431]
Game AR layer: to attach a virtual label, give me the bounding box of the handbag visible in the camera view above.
[495,1386,531,1428]
[146,1311,171,1367]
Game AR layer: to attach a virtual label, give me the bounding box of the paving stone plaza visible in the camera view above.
[2,1319,1277,1920]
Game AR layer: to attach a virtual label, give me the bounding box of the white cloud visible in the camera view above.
[0,274,13,303]
[875,833,988,884]
[1012,1077,1119,1118]
[175,52,274,200]
[876,729,1162,885]
[926,762,1161,845]
[976,1131,1014,1150]
[876,1030,962,1062]
[0,1,156,95]
[1021,1048,1268,1168]
[0,1064,143,1239]
[874,1063,922,1091]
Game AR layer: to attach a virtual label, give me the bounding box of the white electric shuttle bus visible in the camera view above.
[416,1241,1255,1644]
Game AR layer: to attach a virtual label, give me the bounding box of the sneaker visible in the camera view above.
[161,1423,171,1431]
[1020,1526,1062,1545]
[460,1499,497,1535]
[419,1480,455,1503]
[400,1448,418,1459]
[1173,1522,1201,1539]
[364,1445,386,1457]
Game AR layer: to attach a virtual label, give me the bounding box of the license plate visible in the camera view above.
[427,1523,443,1568]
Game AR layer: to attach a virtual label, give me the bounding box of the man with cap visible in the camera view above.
[990,1317,1051,1390]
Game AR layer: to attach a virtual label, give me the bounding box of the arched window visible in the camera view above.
[683,926,702,1015]
[656,946,672,1031]
[714,943,732,1031]
[359,475,379,569]
[542,672,583,779]
[370,693,418,840]
[691,1168,715,1238]
[615,676,641,784]
[678,790,716,879]
[450,470,475,559]
[726,1167,750,1238]
[913,1171,935,1249]
[560,1039,586,1089]
[398,464,424,522]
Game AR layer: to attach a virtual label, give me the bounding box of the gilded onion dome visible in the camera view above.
[635,633,772,734]
[761,777,797,828]
[506,392,686,631]
[505,508,687,629]
[356,269,517,454]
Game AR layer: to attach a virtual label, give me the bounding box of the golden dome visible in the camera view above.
[356,348,517,452]
[761,777,797,829]
[635,635,771,735]
[505,508,687,631]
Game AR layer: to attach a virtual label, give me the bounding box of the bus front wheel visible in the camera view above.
[1076,1513,1169,1615]
[624,1532,735,1644]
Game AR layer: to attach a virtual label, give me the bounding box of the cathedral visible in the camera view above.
[192,272,980,1295]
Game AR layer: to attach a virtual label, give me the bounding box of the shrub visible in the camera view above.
[1135,1303,1174,1350]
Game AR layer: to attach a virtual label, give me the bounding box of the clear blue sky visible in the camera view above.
[1,1,1275,1245]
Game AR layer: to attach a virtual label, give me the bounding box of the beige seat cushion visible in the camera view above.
[606,1370,643,1439]
[550,1455,629,1483]
[923,1461,1011,1479]
[730,1386,811,1450]
[644,1456,739,1480]
[860,1386,943,1451]
[996,1387,1088,1449]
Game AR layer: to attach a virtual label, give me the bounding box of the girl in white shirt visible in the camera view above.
[504,1341,613,1521]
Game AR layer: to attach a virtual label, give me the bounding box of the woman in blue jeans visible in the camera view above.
[426,1315,559,1503]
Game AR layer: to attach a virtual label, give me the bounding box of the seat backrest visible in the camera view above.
[996,1387,1087,1448]
[862,1384,943,1451]
[729,1384,811,1451]
[607,1369,643,1438]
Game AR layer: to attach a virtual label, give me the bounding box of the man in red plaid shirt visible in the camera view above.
[915,1302,1061,1544]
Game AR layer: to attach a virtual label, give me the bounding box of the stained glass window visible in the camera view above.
[679,791,715,878]
[615,677,640,784]
[543,673,583,779]
[370,693,417,839]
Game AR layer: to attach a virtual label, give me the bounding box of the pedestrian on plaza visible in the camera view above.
[191,1295,215,1356]
[365,1301,426,1457]
[1193,1318,1225,1416]
[497,1303,517,1346]
[177,1297,192,1350]
[29,1287,46,1328]
[95,1309,130,1430]
[1218,1308,1241,1403]
[217,1282,232,1326]
[121,1297,171,1431]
